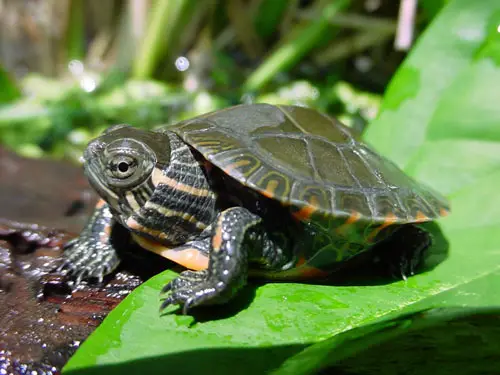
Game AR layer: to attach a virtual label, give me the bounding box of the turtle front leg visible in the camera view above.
[58,200,120,283]
[160,207,288,314]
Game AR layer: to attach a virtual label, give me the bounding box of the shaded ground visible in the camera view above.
[0,148,168,375]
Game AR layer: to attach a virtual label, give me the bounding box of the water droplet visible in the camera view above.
[70,340,81,348]
[175,56,190,71]
[365,0,381,12]
[68,60,84,75]
[80,76,97,92]
[241,93,254,104]
[184,76,199,92]
[355,55,373,73]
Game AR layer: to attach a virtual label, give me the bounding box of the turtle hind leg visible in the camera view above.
[373,224,432,280]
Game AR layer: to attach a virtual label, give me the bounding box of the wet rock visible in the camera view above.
[0,148,166,375]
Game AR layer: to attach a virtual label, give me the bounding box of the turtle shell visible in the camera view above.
[168,104,449,224]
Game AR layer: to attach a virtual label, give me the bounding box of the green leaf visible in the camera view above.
[364,0,500,172]
[64,0,500,373]
[420,0,449,19]
[243,0,351,92]
[254,0,289,40]
[273,307,500,375]
[0,64,21,104]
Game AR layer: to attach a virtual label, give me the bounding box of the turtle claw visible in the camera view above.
[56,260,71,274]
[56,236,120,286]
[161,282,172,294]
[183,298,196,315]
[63,238,78,250]
[75,268,90,285]
[159,269,223,314]
[160,296,175,312]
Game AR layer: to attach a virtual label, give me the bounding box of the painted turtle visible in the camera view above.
[60,104,449,314]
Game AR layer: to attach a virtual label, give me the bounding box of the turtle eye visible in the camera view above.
[109,155,137,179]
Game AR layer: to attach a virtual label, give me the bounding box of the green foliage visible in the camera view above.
[243,0,351,92]
[254,0,289,40]
[63,0,500,373]
[420,0,449,19]
[133,0,200,79]
[0,64,21,104]
[0,75,192,160]
[274,307,500,375]
[0,0,385,158]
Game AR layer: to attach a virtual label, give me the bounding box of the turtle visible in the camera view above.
[59,104,450,314]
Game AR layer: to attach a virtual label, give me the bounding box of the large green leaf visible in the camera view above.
[274,307,500,375]
[64,0,500,373]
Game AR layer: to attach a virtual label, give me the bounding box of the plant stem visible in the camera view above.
[66,0,85,61]
[299,12,396,32]
[227,0,264,58]
[243,0,351,92]
[315,27,395,65]
[132,0,192,79]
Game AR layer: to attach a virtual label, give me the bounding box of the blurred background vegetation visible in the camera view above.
[0,0,446,163]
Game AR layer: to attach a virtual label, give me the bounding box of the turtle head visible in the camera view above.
[83,125,171,217]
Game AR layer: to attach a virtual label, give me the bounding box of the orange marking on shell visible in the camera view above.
[292,195,320,221]
[95,199,106,209]
[439,208,450,217]
[415,211,430,223]
[381,212,398,227]
[367,213,398,242]
[261,190,273,199]
[296,256,307,267]
[223,159,251,174]
[297,265,330,279]
[261,179,279,198]
[309,195,320,206]
[335,210,362,235]
[132,234,208,271]
[292,205,317,221]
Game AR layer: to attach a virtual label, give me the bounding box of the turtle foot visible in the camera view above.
[160,269,233,315]
[58,237,119,284]
[376,224,432,280]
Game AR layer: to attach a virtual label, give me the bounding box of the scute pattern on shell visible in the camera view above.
[168,104,449,224]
